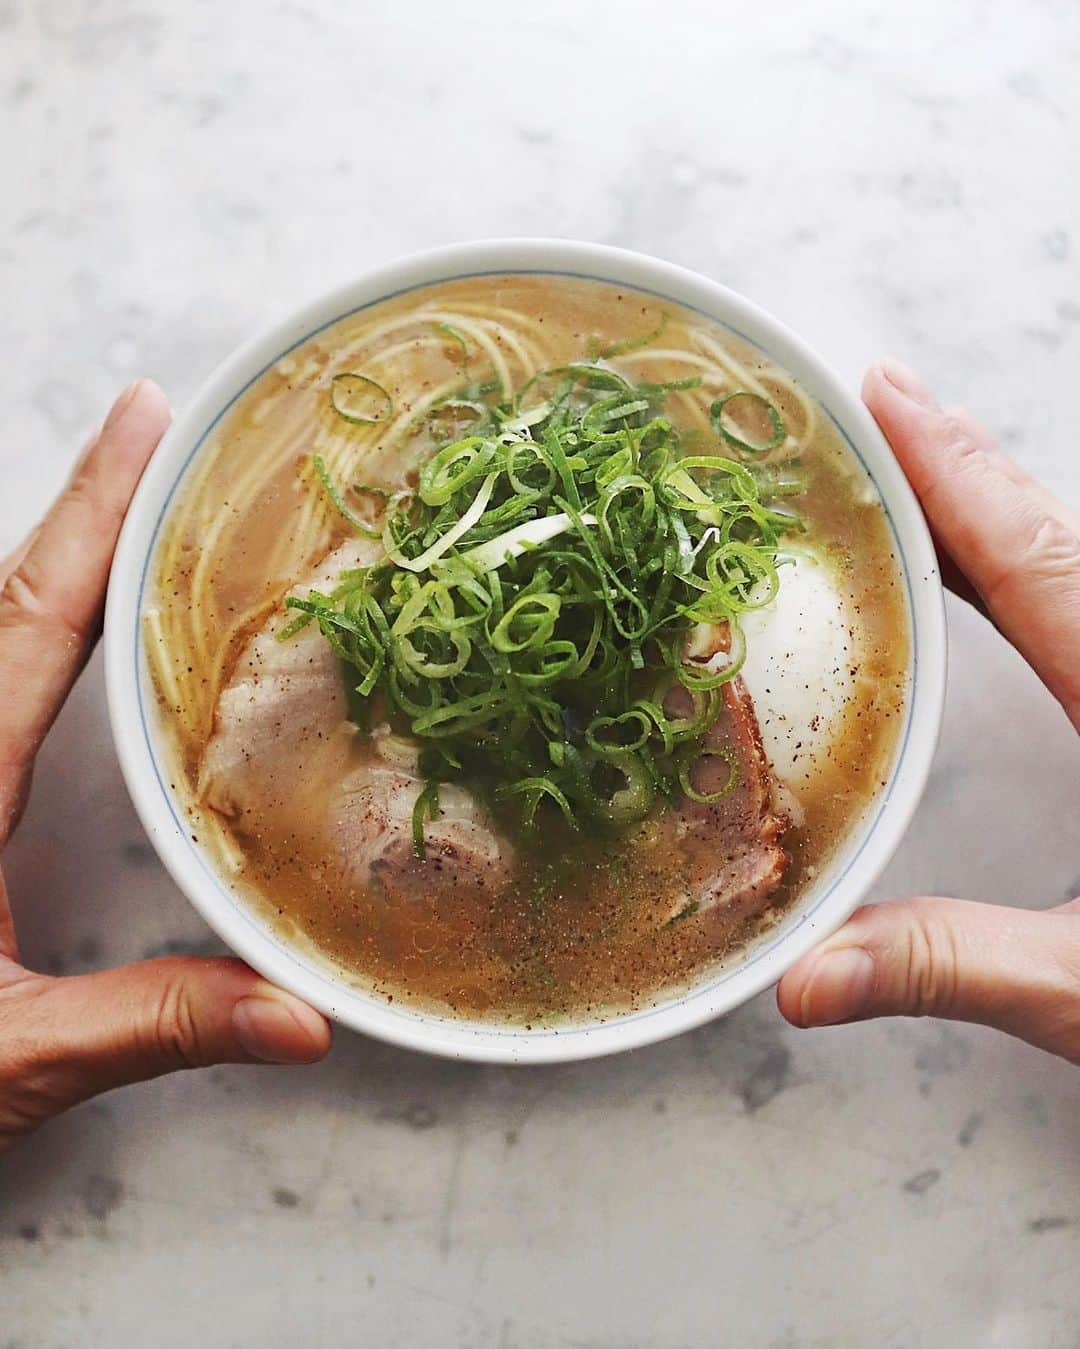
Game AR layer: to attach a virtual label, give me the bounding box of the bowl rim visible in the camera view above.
[104,237,946,1064]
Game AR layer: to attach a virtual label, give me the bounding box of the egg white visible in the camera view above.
[739,549,855,793]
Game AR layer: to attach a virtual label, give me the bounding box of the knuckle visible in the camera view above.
[1018,511,1080,575]
[937,418,982,467]
[67,467,125,540]
[0,557,88,648]
[147,974,208,1071]
[918,420,985,512]
[901,901,960,1016]
[0,560,46,626]
[943,406,991,448]
[984,505,1080,622]
[0,978,68,1141]
[0,1047,53,1141]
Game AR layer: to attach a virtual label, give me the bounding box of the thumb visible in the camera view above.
[8,957,331,1124]
[777,897,1080,1063]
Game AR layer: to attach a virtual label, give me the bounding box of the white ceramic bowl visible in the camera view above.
[105,239,946,1064]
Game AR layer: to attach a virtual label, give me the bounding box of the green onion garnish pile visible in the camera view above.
[287,354,799,854]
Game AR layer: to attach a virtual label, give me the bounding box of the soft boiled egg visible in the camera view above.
[739,548,856,793]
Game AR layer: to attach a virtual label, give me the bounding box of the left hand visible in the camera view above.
[0,381,331,1154]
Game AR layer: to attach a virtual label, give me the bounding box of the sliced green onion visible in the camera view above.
[434,322,469,367]
[412,780,440,860]
[330,373,394,425]
[710,392,785,454]
[495,777,577,830]
[396,625,472,679]
[312,456,381,538]
[678,746,740,803]
[425,399,487,445]
[385,472,498,573]
[585,709,653,755]
[490,594,561,653]
[599,312,668,358]
[296,362,796,835]
[419,437,494,506]
[455,511,597,574]
[596,751,654,825]
[276,611,314,642]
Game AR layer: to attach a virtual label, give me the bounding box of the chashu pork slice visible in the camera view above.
[199,538,512,895]
[199,537,380,815]
[662,674,788,927]
[332,763,511,903]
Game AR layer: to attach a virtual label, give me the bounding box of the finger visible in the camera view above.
[0,433,99,592]
[777,897,1080,1064]
[863,361,1080,729]
[942,405,1080,534]
[901,395,1080,640]
[0,958,331,1140]
[918,408,1004,615]
[0,382,171,838]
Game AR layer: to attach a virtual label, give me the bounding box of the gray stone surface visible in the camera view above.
[0,2,1078,1346]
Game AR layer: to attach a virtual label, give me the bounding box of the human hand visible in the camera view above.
[0,382,331,1153]
[778,359,1080,1063]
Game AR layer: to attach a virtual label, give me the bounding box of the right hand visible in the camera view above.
[777,359,1080,1063]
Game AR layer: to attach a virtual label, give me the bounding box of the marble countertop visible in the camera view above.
[1,2,1078,1345]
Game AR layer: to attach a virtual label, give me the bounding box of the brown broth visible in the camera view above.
[149,276,909,1023]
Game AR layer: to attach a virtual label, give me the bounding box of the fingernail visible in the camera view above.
[880,358,940,411]
[798,946,876,1027]
[102,380,146,432]
[232,994,330,1064]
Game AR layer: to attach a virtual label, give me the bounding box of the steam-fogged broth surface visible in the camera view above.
[147,276,909,1022]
